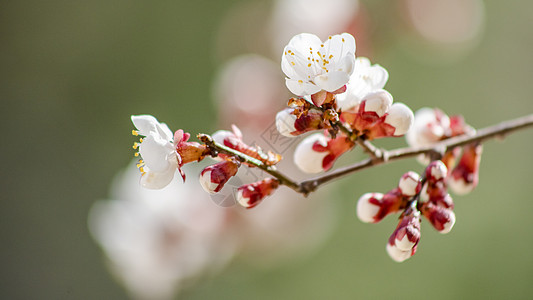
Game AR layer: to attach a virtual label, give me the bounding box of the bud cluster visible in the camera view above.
[357,161,460,262]
[407,108,483,195]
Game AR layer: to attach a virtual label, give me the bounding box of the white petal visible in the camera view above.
[386,243,412,263]
[398,171,420,197]
[139,134,175,172]
[314,71,350,92]
[293,133,329,174]
[448,177,475,195]
[362,90,393,117]
[356,193,383,223]
[199,171,219,194]
[140,165,176,189]
[287,33,323,53]
[395,235,416,252]
[324,33,356,65]
[236,189,250,208]
[385,103,415,136]
[131,115,159,136]
[286,78,321,96]
[275,109,297,137]
[155,122,173,142]
[333,53,356,75]
[283,46,314,79]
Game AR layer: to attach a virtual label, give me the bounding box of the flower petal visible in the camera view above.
[140,165,176,189]
[314,71,350,93]
[285,78,321,96]
[131,115,159,136]
[139,134,175,172]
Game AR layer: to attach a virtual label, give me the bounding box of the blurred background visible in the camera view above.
[2,0,533,299]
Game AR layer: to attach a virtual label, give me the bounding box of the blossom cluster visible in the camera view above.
[129,32,485,263]
[356,109,482,262]
[275,33,414,173]
[131,115,282,209]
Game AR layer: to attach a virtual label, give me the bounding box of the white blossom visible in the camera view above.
[281,33,356,96]
[131,115,178,189]
[336,57,389,110]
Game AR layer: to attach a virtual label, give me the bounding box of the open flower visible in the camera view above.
[131,115,179,189]
[281,33,356,98]
[336,57,389,110]
[132,115,208,189]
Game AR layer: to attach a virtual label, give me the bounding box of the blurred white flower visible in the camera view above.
[270,0,360,54]
[89,163,236,300]
[281,32,356,96]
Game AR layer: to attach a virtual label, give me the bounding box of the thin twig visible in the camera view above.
[200,114,533,196]
[299,113,533,193]
[198,134,301,192]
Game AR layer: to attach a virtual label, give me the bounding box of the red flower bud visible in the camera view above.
[199,157,240,194]
[236,178,279,209]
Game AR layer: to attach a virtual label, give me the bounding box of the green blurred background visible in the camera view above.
[2,0,533,299]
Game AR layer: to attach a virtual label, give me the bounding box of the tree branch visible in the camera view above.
[200,114,533,196]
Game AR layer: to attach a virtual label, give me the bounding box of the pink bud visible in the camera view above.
[421,202,456,234]
[276,108,329,137]
[449,144,483,195]
[387,211,421,262]
[174,129,209,180]
[356,189,405,223]
[294,132,354,173]
[199,158,240,194]
[425,160,448,182]
[384,103,414,136]
[361,90,393,117]
[398,171,422,197]
[406,108,451,147]
[213,125,281,166]
[236,178,279,209]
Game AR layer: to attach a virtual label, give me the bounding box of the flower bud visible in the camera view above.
[361,90,393,117]
[384,103,414,136]
[356,193,384,223]
[294,132,354,173]
[275,109,298,137]
[421,202,456,234]
[276,108,329,137]
[199,158,240,194]
[449,144,483,195]
[398,171,421,197]
[386,243,415,263]
[213,125,281,166]
[236,178,279,209]
[425,160,448,182]
[406,108,451,147]
[356,189,405,223]
[387,211,421,262]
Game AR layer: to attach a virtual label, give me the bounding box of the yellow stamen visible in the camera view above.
[291,62,295,66]
[132,143,139,150]
[132,130,139,136]
[134,152,139,157]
